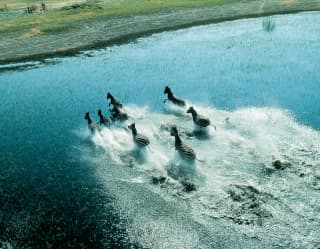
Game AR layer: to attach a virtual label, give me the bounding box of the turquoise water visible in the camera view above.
[1,11,320,249]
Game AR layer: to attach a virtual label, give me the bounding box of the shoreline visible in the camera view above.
[1,0,319,65]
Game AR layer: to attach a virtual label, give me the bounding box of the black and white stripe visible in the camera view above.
[187,106,210,128]
[128,123,150,147]
[170,126,196,162]
[176,142,196,161]
[134,134,150,147]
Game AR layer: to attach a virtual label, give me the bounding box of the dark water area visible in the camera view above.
[0,113,140,248]
[1,11,320,249]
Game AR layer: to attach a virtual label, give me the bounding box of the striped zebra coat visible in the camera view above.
[187,106,210,128]
[128,123,150,147]
[170,126,196,162]
[164,86,186,107]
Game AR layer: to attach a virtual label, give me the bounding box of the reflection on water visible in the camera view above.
[0,11,320,249]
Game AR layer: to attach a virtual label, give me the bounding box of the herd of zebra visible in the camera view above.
[84,86,214,162]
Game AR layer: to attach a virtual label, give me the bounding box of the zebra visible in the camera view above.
[170,126,196,162]
[110,106,129,121]
[107,92,123,108]
[164,86,186,107]
[128,123,150,147]
[84,112,100,134]
[186,106,210,128]
[98,109,112,127]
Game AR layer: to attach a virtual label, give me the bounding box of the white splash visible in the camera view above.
[79,103,320,249]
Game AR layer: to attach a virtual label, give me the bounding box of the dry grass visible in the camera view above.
[21,28,43,38]
[280,0,297,5]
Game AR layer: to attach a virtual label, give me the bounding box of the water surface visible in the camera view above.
[1,11,320,249]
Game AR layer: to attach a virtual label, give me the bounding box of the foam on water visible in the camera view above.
[79,103,320,249]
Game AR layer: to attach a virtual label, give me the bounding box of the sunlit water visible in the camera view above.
[1,11,320,249]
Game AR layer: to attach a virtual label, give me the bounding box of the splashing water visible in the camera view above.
[79,102,320,249]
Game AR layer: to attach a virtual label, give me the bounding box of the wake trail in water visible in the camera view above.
[78,103,320,249]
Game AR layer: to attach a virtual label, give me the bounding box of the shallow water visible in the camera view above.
[1,11,320,249]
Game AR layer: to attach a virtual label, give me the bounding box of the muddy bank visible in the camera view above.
[1,0,319,64]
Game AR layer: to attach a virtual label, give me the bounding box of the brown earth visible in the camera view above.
[0,0,319,64]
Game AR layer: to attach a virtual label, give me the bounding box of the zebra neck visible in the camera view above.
[109,94,115,101]
[191,112,197,121]
[167,91,174,99]
[174,134,182,147]
[131,128,137,136]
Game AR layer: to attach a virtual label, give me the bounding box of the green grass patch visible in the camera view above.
[0,0,237,36]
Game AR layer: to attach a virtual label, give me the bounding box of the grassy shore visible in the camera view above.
[0,0,235,36]
[0,0,319,63]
